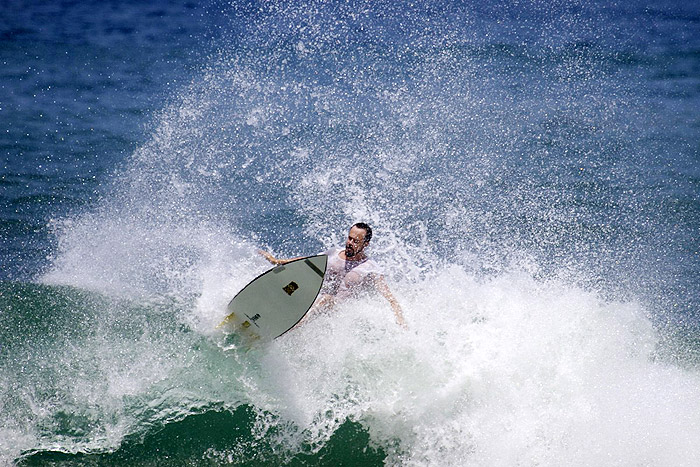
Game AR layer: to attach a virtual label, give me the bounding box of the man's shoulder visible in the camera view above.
[323,247,341,256]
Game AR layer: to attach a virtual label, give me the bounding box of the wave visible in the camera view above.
[5,261,700,465]
[6,0,699,465]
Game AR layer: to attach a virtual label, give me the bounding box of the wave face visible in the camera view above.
[2,0,700,465]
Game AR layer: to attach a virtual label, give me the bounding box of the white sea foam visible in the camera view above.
[29,188,700,467]
[202,263,700,466]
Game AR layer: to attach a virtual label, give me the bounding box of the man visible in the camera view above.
[259,223,407,328]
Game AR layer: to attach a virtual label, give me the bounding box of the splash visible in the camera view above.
[201,266,700,465]
[19,0,700,465]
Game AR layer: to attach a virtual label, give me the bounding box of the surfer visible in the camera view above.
[259,223,407,328]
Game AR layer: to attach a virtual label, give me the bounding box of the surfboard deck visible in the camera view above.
[217,255,327,343]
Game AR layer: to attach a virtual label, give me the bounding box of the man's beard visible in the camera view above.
[345,245,356,258]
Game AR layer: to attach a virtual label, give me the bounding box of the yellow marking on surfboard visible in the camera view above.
[216,311,237,329]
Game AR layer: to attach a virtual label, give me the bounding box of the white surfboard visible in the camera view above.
[217,255,327,343]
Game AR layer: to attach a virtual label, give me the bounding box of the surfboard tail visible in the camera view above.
[216,311,237,329]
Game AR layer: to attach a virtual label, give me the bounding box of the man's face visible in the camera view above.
[345,226,368,258]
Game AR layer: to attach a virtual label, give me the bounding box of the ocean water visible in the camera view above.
[1,0,699,465]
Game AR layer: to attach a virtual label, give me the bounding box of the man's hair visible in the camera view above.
[352,222,372,243]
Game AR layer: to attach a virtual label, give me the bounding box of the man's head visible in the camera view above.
[345,222,372,259]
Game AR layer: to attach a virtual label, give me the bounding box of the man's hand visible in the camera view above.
[258,250,304,266]
[258,249,280,265]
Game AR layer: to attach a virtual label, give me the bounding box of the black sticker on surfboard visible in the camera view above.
[304,258,325,278]
[283,281,299,295]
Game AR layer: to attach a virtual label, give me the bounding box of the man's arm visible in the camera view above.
[258,250,305,266]
[373,276,408,329]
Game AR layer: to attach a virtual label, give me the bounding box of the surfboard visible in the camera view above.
[217,255,327,343]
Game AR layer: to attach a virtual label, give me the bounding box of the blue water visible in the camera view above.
[2,0,699,465]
